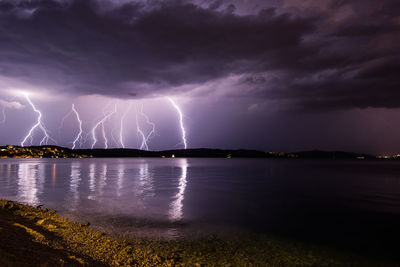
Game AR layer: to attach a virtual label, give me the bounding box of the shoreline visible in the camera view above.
[0,199,397,266]
[1,145,387,160]
[0,199,166,266]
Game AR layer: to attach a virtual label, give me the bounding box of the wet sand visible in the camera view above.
[0,199,396,266]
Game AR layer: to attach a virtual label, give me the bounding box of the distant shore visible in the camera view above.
[0,198,397,266]
[0,144,389,159]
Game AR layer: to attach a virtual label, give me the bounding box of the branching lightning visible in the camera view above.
[71,104,83,149]
[0,104,6,124]
[7,93,189,150]
[135,107,148,150]
[133,104,157,151]
[140,104,156,144]
[58,104,84,149]
[58,109,73,137]
[167,97,187,149]
[120,103,132,148]
[21,93,56,147]
[111,128,119,148]
[90,104,117,149]
[101,121,108,149]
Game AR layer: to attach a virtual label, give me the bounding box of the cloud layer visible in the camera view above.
[0,0,399,109]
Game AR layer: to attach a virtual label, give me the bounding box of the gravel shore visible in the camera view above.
[0,199,395,266]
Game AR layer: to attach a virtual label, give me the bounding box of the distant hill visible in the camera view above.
[0,145,385,159]
[0,145,273,158]
[291,150,375,159]
[76,148,270,158]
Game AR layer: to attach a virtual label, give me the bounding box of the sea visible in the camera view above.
[0,158,399,260]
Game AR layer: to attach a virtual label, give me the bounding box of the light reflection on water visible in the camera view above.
[17,162,39,205]
[88,162,95,197]
[1,158,190,223]
[1,158,400,240]
[69,162,81,210]
[51,163,56,188]
[169,159,188,221]
[16,162,46,206]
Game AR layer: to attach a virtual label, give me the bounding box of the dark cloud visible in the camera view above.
[0,0,399,110]
[0,0,314,97]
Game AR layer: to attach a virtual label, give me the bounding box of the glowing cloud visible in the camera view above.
[0,99,24,124]
[0,99,24,110]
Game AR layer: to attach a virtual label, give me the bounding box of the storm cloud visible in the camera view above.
[0,0,399,109]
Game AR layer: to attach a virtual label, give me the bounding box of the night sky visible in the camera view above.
[0,0,399,154]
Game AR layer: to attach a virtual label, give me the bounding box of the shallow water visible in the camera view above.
[1,158,400,257]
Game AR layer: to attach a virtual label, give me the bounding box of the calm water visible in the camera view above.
[1,158,400,256]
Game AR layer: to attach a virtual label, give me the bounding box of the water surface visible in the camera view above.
[1,158,400,258]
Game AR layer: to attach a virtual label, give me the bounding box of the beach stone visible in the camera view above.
[37,219,46,225]
[47,224,57,230]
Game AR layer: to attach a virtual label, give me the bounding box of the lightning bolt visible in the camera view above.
[133,104,156,151]
[58,108,73,138]
[120,103,132,148]
[0,104,6,124]
[71,104,83,150]
[140,104,156,144]
[90,104,117,149]
[111,128,119,148]
[167,97,187,149]
[101,121,108,149]
[21,93,56,147]
[102,105,115,149]
[135,107,148,150]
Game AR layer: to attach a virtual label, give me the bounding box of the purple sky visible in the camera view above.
[0,0,399,154]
